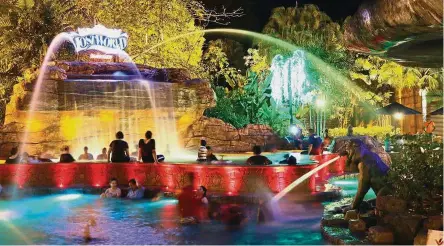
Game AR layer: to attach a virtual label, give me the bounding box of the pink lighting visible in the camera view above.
[0,155,341,194]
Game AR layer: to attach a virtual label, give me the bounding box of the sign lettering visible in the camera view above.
[66,24,128,53]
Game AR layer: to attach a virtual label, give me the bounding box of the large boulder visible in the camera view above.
[184,117,288,153]
[368,226,394,244]
[344,0,443,68]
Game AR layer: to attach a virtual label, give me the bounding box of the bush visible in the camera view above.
[204,87,250,128]
[386,135,443,214]
[329,126,393,140]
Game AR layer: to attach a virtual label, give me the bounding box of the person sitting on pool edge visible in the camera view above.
[126,179,144,199]
[78,146,94,161]
[101,178,121,198]
[138,130,158,163]
[5,147,21,164]
[108,131,130,163]
[206,146,218,163]
[59,146,75,163]
[96,148,107,160]
[307,128,323,155]
[246,146,271,165]
[197,138,207,162]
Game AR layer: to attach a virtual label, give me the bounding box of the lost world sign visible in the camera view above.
[67,24,128,53]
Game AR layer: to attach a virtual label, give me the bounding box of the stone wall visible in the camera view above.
[184,117,290,152]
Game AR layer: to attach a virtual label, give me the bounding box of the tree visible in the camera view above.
[261,4,351,71]
[350,56,443,105]
[0,0,90,76]
[0,0,90,125]
[79,0,205,73]
[202,39,247,89]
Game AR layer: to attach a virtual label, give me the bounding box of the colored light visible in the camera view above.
[0,210,15,221]
[270,50,311,107]
[394,112,404,120]
[290,125,299,135]
[316,99,326,108]
[95,184,100,187]
[59,184,63,188]
[56,194,81,201]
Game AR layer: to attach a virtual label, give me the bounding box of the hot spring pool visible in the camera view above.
[0,177,368,245]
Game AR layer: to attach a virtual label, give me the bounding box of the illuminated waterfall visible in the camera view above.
[269,50,311,108]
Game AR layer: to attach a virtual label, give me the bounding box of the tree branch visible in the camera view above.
[187,1,244,27]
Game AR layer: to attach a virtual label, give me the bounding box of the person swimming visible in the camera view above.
[100,178,121,198]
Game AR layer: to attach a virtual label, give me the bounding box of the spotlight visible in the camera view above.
[394,112,404,120]
[316,98,326,108]
[290,125,299,135]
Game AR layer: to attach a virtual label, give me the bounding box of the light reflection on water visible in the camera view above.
[0,193,325,245]
[0,177,367,245]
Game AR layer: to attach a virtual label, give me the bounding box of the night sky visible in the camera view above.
[202,0,365,31]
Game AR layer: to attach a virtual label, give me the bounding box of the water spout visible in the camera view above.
[271,156,340,202]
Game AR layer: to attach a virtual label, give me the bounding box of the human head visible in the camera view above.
[206,146,213,155]
[62,145,70,152]
[200,138,207,147]
[102,148,107,154]
[128,178,137,190]
[116,131,124,139]
[145,131,152,139]
[84,146,88,153]
[199,185,207,197]
[110,178,118,188]
[252,145,262,155]
[308,128,315,135]
[287,155,297,165]
[10,147,18,156]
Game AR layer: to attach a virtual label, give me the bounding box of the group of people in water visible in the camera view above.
[99,174,216,224]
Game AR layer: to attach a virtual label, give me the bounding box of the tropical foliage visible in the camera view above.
[261,4,351,70]
[0,0,90,76]
[387,134,443,214]
[329,126,394,140]
[78,0,205,73]
[350,56,443,105]
[203,43,290,136]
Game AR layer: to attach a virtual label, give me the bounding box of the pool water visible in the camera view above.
[329,178,376,200]
[0,194,325,245]
[0,177,372,245]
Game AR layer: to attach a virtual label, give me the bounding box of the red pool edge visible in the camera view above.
[0,154,346,194]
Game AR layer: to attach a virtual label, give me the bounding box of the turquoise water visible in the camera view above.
[329,177,376,200]
[0,193,325,245]
[0,176,370,245]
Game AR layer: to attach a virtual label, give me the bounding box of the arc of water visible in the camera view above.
[271,156,340,202]
[139,28,371,106]
[21,33,71,154]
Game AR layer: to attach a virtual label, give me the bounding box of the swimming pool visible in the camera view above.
[0,193,327,245]
[0,173,371,245]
